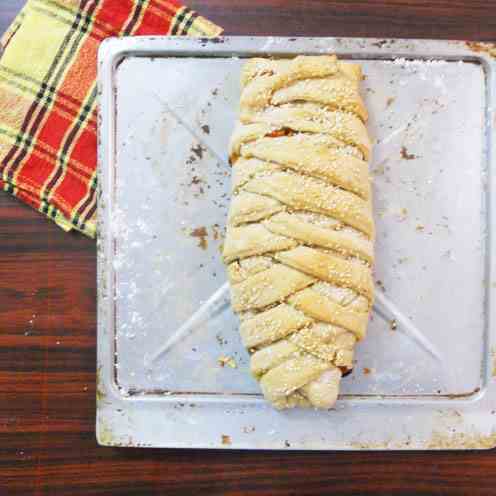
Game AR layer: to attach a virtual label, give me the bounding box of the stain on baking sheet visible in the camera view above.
[98,421,116,446]
[348,431,496,450]
[96,366,107,404]
[189,226,208,250]
[348,407,495,449]
[466,41,496,58]
[371,39,389,48]
[211,223,221,240]
[371,158,389,176]
[400,146,417,160]
[185,142,208,166]
[184,224,225,251]
[198,37,225,45]
[386,96,395,108]
[191,143,206,160]
[426,431,496,449]
[190,175,203,186]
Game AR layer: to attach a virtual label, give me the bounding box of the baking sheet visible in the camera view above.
[97,36,496,449]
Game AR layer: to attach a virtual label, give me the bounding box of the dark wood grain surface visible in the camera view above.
[1,1,496,495]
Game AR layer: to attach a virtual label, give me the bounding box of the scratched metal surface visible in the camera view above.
[97,37,496,449]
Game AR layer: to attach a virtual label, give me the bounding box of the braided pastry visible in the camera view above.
[223,55,374,409]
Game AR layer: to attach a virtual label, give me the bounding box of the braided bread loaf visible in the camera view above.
[223,55,374,409]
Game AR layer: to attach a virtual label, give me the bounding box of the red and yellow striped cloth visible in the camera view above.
[0,0,222,237]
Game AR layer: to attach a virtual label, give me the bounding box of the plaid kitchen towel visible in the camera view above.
[0,0,222,236]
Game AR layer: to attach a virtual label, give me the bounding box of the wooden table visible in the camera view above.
[1,1,495,494]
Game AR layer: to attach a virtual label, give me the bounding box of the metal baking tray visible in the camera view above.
[97,36,496,449]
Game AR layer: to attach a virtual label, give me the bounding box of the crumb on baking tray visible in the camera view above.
[363,367,372,375]
[218,355,237,368]
[221,435,231,445]
[201,124,210,134]
[390,319,398,331]
[398,207,408,221]
[416,224,425,232]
